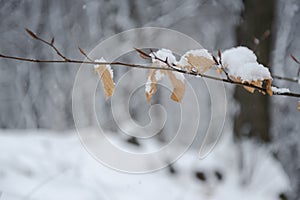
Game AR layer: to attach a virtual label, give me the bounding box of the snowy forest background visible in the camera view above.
[0,0,300,199]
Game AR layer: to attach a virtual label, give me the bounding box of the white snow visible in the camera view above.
[222,46,272,82]
[235,63,272,82]
[271,86,290,94]
[184,49,213,59]
[150,49,177,67]
[222,46,257,67]
[94,58,114,78]
[0,129,290,200]
[254,38,260,45]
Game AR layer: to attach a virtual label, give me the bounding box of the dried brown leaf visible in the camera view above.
[243,80,262,93]
[185,54,215,74]
[145,69,157,104]
[95,64,114,100]
[167,71,185,103]
[266,79,273,96]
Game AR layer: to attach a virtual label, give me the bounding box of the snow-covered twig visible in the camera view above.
[0,29,300,98]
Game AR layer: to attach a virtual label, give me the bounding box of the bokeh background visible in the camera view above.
[0,0,299,199]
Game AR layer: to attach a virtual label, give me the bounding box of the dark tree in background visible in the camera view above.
[234,0,275,142]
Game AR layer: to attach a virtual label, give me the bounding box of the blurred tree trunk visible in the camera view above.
[234,0,275,142]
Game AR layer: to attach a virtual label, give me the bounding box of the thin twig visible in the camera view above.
[1,31,300,98]
[273,75,299,83]
[25,28,70,61]
[1,52,300,98]
[0,53,173,70]
[137,49,300,98]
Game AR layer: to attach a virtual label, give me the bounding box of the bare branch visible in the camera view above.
[272,75,299,83]
[0,53,173,70]
[25,28,69,61]
[212,55,219,65]
[1,30,300,99]
[1,51,299,98]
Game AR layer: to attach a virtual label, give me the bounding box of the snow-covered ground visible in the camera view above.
[0,129,290,200]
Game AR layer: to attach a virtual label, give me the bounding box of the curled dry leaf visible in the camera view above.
[167,71,185,103]
[177,49,215,74]
[145,67,166,104]
[145,69,158,104]
[238,77,273,96]
[94,58,114,100]
[242,80,263,94]
[145,67,185,103]
[298,101,300,112]
[266,79,273,96]
[234,77,273,95]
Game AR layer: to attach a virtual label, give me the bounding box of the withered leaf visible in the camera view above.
[266,79,273,96]
[167,71,185,103]
[145,69,157,104]
[185,54,215,74]
[243,80,262,93]
[145,68,166,104]
[95,63,114,100]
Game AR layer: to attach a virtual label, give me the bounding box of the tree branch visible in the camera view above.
[25,29,70,61]
[0,30,300,99]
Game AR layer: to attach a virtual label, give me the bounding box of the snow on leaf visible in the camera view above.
[145,70,156,104]
[177,49,215,74]
[221,46,273,95]
[145,67,167,104]
[94,58,114,100]
[149,48,176,67]
[222,46,257,70]
[167,71,185,103]
[146,48,186,103]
